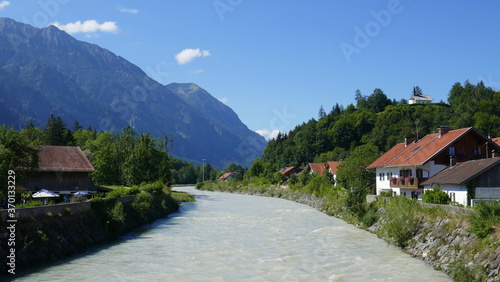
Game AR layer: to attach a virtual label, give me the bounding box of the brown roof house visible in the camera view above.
[304,161,342,185]
[19,146,107,193]
[278,166,302,178]
[421,158,500,206]
[304,163,327,175]
[367,126,500,199]
[218,172,235,182]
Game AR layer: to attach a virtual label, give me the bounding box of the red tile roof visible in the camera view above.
[37,146,95,172]
[326,161,342,174]
[368,127,480,168]
[422,158,500,185]
[279,167,296,174]
[218,172,234,181]
[493,137,500,147]
[307,163,327,175]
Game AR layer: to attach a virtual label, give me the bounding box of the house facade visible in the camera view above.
[326,161,342,185]
[19,145,106,193]
[422,158,500,206]
[367,126,500,199]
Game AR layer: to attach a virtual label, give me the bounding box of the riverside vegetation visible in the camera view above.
[198,178,500,282]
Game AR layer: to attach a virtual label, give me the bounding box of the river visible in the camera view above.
[15,187,450,281]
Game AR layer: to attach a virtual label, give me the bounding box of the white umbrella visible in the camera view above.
[73,191,88,196]
[32,189,60,198]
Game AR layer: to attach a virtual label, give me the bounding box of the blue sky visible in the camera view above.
[1,1,500,140]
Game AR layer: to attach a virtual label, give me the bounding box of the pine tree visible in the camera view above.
[42,114,71,145]
[318,105,326,119]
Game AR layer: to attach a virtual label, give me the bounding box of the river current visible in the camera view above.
[16,187,450,281]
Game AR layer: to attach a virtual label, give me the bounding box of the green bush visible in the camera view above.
[449,258,488,282]
[381,196,421,247]
[139,180,164,193]
[195,182,204,189]
[344,178,368,219]
[106,187,131,198]
[129,186,141,195]
[379,191,393,197]
[132,192,154,221]
[422,187,450,204]
[361,204,378,228]
[468,201,500,238]
[108,201,126,235]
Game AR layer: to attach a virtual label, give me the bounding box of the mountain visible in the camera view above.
[0,17,266,168]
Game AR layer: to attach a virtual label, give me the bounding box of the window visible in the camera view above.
[416,169,423,178]
[399,169,412,177]
[379,173,385,181]
[449,147,456,156]
[474,147,481,157]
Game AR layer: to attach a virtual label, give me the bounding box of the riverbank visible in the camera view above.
[0,191,182,276]
[198,182,500,281]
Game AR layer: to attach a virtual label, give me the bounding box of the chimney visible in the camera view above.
[438,125,450,138]
[405,137,416,147]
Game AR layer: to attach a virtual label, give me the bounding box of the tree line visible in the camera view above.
[0,115,247,200]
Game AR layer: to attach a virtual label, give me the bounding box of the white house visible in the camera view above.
[409,94,432,104]
[326,161,342,186]
[367,126,500,200]
[421,158,500,206]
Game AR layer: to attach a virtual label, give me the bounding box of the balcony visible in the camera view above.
[389,177,428,189]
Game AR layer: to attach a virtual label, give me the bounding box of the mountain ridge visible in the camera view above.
[0,17,266,168]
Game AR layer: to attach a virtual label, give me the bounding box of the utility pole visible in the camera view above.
[202,159,206,182]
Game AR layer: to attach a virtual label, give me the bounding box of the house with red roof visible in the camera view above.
[19,145,108,193]
[303,161,342,185]
[278,166,302,178]
[304,163,327,175]
[367,126,500,199]
[218,172,235,182]
[326,161,342,185]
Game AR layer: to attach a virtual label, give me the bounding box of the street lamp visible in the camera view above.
[202,159,206,182]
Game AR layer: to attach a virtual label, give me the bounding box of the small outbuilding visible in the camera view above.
[218,172,235,182]
[19,145,108,194]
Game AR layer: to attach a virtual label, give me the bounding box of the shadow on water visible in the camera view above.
[8,197,197,281]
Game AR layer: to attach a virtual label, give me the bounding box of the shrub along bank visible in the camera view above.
[0,185,181,276]
[198,181,500,282]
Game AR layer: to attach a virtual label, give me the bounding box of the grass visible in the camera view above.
[171,191,196,202]
[101,185,128,190]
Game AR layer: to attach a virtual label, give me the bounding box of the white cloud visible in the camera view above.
[175,48,211,65]
[218,97,229,104]
[256,129,281,141]
[190,69,204,74]
[118,7,138,14]
[51,20,119,34]
[0,1,10,10]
